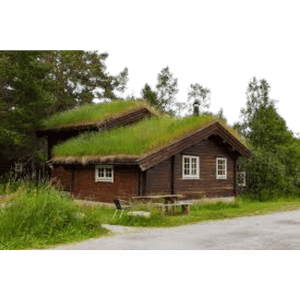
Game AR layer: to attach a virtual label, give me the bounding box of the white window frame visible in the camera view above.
[182,155,200,180]
[237,171,246,187]
[95,165,114,183]
[15,163,23,173]
[216,157,227,180]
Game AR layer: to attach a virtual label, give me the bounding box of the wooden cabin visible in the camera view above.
[49,117,251,203]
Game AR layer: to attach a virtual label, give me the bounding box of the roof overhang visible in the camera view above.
[49,155,140,166]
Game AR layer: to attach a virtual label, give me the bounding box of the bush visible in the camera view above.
[239,149,300,201]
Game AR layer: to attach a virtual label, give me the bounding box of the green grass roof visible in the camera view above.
[52,114,249,159]
[42,99,158,130]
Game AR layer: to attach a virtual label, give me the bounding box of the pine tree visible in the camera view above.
[0,51,55,164]
[45,51,128,114]
[140,83,158,107]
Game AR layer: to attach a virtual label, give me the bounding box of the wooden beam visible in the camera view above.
[142,171,147,196]
[171,155,175,194]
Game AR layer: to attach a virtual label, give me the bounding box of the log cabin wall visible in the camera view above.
[51,166,73,192]
[51,164,140,202]
[143,157,172,195]
[173,138,236,198]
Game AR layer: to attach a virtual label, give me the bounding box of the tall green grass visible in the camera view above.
[0,181,107,249]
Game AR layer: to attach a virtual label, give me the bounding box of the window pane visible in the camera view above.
[106,168,112,178]
[98,168,104,177]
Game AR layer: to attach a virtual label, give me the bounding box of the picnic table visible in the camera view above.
[132,194,192,215]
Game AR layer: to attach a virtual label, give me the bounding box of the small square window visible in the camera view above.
[15,163,23,173]
[237,172,246,187]
[95,165,114,182]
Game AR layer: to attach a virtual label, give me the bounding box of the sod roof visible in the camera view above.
[50,114,250,167]
[42,100,158,130]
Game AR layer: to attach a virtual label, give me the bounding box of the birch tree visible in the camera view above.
[154,64,181,115]
[233,75,280,137]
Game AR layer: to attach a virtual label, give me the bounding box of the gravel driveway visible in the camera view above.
[53,209,300,250]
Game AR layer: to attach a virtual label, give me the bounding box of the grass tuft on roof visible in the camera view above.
[42,99,158,130]
[52,114,248,159]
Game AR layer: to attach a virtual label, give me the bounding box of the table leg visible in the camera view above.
[182,205,189,215]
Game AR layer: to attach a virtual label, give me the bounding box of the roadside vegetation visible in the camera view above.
[2,180,300,249]
[0,180,107,250]
[108,197,300,227]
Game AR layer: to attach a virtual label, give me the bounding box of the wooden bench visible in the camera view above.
[132,194,183,202]
[132,195,192,215]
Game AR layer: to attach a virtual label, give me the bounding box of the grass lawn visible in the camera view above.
[2,179,300,249]
[105,198,300,227]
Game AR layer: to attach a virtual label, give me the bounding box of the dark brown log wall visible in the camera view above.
[51,166,73,192]
[51,165,140,202]
[173,138,235,198]
[144,157,172,195]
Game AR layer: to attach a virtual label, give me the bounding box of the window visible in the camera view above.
[237,172,246,187]
[15,163,23,173]
[95,165,114,182]
[216,158,227,179]
[182,155,199,179]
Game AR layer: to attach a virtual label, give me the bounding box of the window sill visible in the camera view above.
[95,179,114,183]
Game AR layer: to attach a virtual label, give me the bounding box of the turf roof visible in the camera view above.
[42,99,158,130]
[51,114,249,162]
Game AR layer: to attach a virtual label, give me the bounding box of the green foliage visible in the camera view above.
[0,51,54,148]
[0,181,107,249]
[0,50,129,167]
[187,83,211,114]
[45,51,129,114]
[237,77,300,200]
[140,84,159,108]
